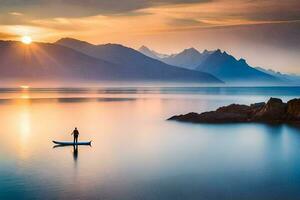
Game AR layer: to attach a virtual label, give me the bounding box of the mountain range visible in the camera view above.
[0,39,222,84]
[139,46,282,84]
[139,46,213,71]
[0,37,296,86]
[138,45,169,60]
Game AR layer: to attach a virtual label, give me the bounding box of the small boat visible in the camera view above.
[52,140,92,146]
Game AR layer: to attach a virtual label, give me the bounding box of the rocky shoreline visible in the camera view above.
[168,98,300,124]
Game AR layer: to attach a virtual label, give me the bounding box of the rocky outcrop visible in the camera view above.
[287,99,300,120]
[168,98,300,123]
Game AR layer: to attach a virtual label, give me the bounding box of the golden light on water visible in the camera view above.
[20,85,30,89]
[13,98,32,160]
[21,36,32,44]
[20,85,30,100]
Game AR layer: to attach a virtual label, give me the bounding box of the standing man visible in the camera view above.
[71,127,79,144]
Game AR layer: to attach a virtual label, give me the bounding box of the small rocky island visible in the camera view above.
[168,98,300,123]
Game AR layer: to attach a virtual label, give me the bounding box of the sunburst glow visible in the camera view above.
[21,36,32,44]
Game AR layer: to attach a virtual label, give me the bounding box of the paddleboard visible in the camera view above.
[52,140,91,145]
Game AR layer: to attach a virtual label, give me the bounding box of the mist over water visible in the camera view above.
[1,86,300,200]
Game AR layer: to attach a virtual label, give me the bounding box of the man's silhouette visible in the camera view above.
[71,127,79,144]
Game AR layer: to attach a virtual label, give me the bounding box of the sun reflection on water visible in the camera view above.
[11,86,33,160]
[17,100,32,160]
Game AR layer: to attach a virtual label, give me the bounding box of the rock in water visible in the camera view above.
[168,97,300,124]
[287,99,300,120]
[254,98,287,121]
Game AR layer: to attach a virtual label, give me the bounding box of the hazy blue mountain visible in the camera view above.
[161,48,212,70]
[256,67,300,84]
[195,50,281,84]
[139,46,283,84]
[138,46,168,60]
[139,46,215,70]
[55,38,222,83]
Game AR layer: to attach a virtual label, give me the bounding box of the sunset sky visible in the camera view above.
[0,0,299,73]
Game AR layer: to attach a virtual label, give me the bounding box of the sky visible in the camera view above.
[0,0,299,73]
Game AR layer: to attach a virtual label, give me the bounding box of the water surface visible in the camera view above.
[1,86,300,200]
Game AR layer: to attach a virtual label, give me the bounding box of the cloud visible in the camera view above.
[169,18,205,26]
[226,0,300,22]
[0,12,31,25]
[167,18,211,27]
[9,12,23,16]
[0,0,211,18]
[0,32,18,39]
[1,0,299,28]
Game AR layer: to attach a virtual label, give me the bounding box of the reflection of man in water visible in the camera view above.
[73,145,78,162]
[71,127,79,144]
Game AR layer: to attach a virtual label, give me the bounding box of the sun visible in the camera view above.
[21,36,32,44]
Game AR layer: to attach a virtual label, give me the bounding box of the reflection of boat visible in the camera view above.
[52,140,91,146]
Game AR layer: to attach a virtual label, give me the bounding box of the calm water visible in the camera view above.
[1,86,300,200]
